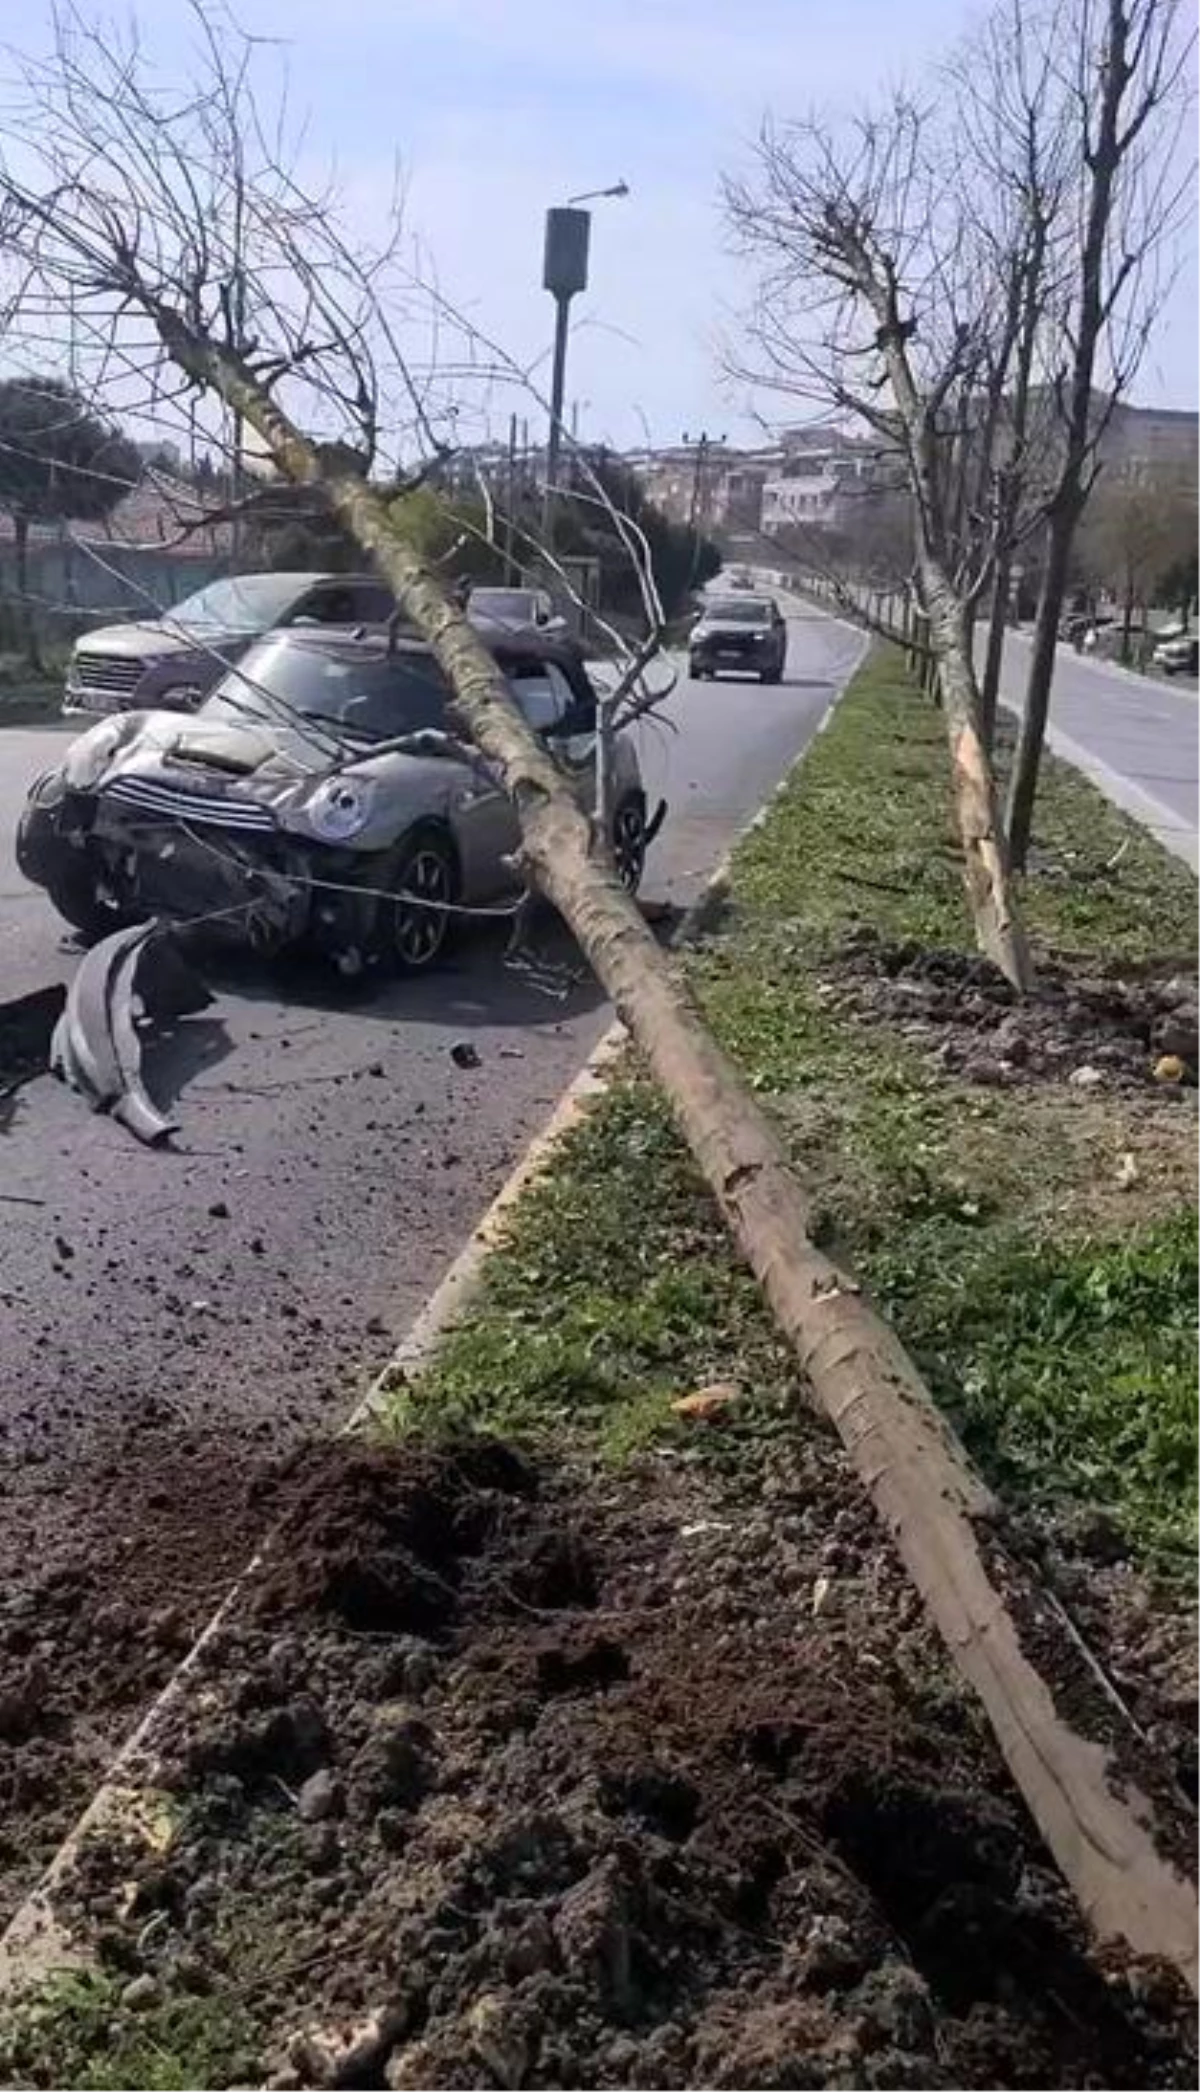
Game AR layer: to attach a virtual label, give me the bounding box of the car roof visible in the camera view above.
[703,594,773,612]
[254,618,586,671]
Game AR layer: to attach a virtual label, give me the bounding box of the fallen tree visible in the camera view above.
[2,6,1194,1988]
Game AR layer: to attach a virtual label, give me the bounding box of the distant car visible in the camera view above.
[689,595,786,683]
[63,571,398,720]
[1152,632,1198,677]
[21,625,657,975]
[466,586,563,632]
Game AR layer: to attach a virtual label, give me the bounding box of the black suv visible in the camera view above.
[689,595,786,683]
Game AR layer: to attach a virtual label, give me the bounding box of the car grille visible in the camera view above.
[73,653,144,694]
[101,775,277,832]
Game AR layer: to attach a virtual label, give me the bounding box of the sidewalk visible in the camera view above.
[984,627,1198,871]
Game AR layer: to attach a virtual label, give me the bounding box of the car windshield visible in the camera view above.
[167,575,315,634]
[470,590,537,621]
[704,598,771,623]
[202,635,452,740]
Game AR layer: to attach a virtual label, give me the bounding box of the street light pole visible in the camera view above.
[541,184,628,542]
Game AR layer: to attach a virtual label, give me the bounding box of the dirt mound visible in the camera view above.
[59,1436,1195,2089]
[832,932,1198,1090]
[0,1417,265,1926]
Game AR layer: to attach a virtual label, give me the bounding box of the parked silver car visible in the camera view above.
[466,586,562,632]
[63,571,397,719]
[20,625,658,975]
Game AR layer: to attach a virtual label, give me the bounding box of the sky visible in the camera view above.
[11,0,1200,453]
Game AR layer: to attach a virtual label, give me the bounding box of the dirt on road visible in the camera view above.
[12,1429,1192,2091]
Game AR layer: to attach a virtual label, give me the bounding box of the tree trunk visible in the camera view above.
[141,321,1196,1989]
[1120,586,1135,666]
[924,572,1032,993]
[1007,518,1075,873]
[980,551,1011,755]
[13,514,43,673]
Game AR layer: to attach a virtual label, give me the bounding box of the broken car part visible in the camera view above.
[50,922,212,1145]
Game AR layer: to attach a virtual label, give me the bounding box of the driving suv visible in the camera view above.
[689,595,786,683]
[63,571,397,719]
[21,625,657,976]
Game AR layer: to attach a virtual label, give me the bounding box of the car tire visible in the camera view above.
[612,794,647,894]
[16,810,128,940]
[380,826,458,972]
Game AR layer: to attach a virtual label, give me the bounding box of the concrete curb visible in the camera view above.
[0,614,863,2005]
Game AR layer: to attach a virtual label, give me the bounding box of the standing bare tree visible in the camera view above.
[948,1,1074,751]
[1,3,1196,1985]
[1003,0,1194,870]
[1077,458,1198,656]
[726,101,1034,992]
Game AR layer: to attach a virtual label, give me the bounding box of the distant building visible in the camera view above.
[760,429,881,537]
[1096,399,1196,478]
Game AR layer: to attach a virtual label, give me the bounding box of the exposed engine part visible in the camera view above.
[50,922,212,1146]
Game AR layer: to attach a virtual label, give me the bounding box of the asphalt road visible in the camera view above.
[0,605,864,1579]
[987,629,1198,870]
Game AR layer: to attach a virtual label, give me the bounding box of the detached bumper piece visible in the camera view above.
[51,922,212,1146]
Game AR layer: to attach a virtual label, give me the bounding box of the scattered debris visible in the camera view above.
[832,937,1198,1091]
[1154,1054,1187,1084]
[671,1382,741,1420]
[449,1040,481,1069]
[1069,1063,1105,1090]
[1115,1151,1140,1189]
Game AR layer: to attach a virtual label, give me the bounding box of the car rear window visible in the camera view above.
[704,598,772,622]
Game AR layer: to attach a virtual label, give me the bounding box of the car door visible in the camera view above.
[364,648,516,898]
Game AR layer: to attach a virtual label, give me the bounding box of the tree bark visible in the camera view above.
[923,568,1032,991]
[134,315,1196,1989]
[1007,517,1075,872]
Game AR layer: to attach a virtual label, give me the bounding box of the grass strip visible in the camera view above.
[380,645,1197,1574]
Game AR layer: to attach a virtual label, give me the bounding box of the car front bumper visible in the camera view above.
[23,793,388,962]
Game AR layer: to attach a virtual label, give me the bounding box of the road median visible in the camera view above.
[2,644,1195,2090]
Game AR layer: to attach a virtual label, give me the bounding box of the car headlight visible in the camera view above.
[305,776,375,842]
[62,718,126,792]
[28,765,67,810]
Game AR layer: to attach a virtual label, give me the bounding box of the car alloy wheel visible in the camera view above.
[612,797,647,894]
[390,837,454,969]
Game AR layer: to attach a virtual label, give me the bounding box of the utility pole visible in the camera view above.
[682,429,725,584]
[502,412,518,583]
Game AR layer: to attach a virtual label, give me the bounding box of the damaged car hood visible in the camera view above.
[66,707,469,851]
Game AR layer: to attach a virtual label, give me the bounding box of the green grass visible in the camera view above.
[378,644,1197,1573]
[0,1971,260,2091]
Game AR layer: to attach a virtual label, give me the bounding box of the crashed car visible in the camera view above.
[19,625,660,975]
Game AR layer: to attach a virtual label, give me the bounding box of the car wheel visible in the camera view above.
[382,827,457,972]
[612,794,647,894]
[17,810,128,940]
